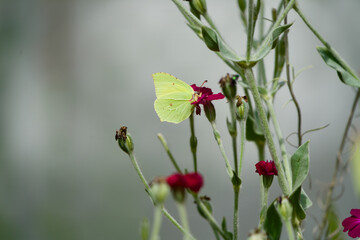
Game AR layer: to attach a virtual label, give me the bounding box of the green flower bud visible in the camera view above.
[191,0,207,15]
[219,74,238,100]
[236,95,249,121]
[262,175,274,189]
[204,101,216,123]
[247,228,267,240]
[116,126,134,154]
[150,179,170,206]
[275,196,293,221]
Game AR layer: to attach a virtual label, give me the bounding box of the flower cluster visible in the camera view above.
[166,172,204,193]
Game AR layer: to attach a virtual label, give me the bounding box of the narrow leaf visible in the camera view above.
[201,26,219,51]
[264,201,282,240]
[317,46,360,88]
[291,141,310,191]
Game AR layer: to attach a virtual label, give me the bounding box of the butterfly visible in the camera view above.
[152,72,195,124]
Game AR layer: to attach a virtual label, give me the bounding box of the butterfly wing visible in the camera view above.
[152,72,195,123]
[153,72,194,100]
[154,99,194,124]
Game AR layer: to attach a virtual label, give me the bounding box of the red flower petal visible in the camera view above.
[343,216,360,232]
[184,172,204,193]
[166,173,186,189]
[351,209,360,218]
[206,93,225,101]
[255,160,278,176]
[348,223,360,238]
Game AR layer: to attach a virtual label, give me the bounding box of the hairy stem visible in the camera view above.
[233,188,240,240]
[246,0,254,61]
[316,89,360,239]
[244,68,290,195]
[266,100,292,191]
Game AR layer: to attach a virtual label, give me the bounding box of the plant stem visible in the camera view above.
[210,121,234,179]
[229,100,238,174]
[246,0,254,61]
[283,0,302,147]
[157,133,183,173]
[150,206,163,240]
[161,208,197,240]
[294,5,359,80]
[316,89,360,239]
[243,68,290,195]
[127,152,196,239]
[233,188,240,240]
[189,113,198,172]
[238,120,246,174]
[203,12,220,34]
[259,185,269,225]
[285,219,296,240]
[178,202,192,240]
[266,100,292,191]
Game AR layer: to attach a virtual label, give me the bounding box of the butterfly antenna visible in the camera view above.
[200,80,208,87]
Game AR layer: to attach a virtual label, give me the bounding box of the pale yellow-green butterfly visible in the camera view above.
[152,72,195,123]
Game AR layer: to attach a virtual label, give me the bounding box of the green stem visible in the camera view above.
[238,120,246,174]
[259,185,269,225]
[129,152,151,192]
[210,121,234,179]
[203,12,219,34]
[285,219,296,240]
[178,202,192,240]
[233,188,240,240]
[157,133,183,173]
[243,68,290,195]
[266,100,292,191]
[161,208,197,240]
[189,113,198,172]
[294,5,359,80]
[269,0,296,32]
[246,0,254,61]
[150,206,163,240]
[229,100,238,174]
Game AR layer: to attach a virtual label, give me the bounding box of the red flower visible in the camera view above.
[166,173,186,189]
[190,84,224,115]
[255,160,278,176]
[184,172,204,193]
[343,209,360,238]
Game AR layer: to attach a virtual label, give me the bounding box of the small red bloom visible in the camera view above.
[184,172,204,193]
[166,173,186,189]
[255,160,278,176]
[343,209,360,238]
[190,84,224,115]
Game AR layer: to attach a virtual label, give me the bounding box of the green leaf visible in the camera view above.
[289,187,306,221]
[317,46,360,88]
[300,188,312,210]
[238,0,246,12]
[243,23,293,66]
[326,206,345,240]
[264,201,282,240]
[140,218,150,240]
[291,141,310,191]
[201,26,220,51]
[246,111,265,143]
[221,217,233,240]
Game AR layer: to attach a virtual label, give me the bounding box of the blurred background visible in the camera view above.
[1,0,360,239]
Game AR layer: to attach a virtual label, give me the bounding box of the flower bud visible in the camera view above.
[184,172,204,193]
[116,126,134,154]
[203,101,216,123]
[276,196,293,221]
[150,178,170,205]
[247,228,267,240]
[236,95,249,121]
[166,173,186,203]
[191,0,207,15]
[219,73,238,100]
[262,175,274,189]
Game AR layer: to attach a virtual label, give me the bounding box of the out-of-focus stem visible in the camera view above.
[157,133,182,173]
[150,206,163,240]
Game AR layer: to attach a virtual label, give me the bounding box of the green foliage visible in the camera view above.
[351,137,360,199]
[291,141,310,191]
[246,111,265,143]
[289,187,312,221]
[264,201,282,240]
[317,46,360,88]
[221,217,234,240]
[326,206,345,240]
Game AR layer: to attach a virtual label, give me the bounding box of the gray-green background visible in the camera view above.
[1,0,360,239]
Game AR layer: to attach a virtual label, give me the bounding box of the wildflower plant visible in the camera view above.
[116,0,360,239]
